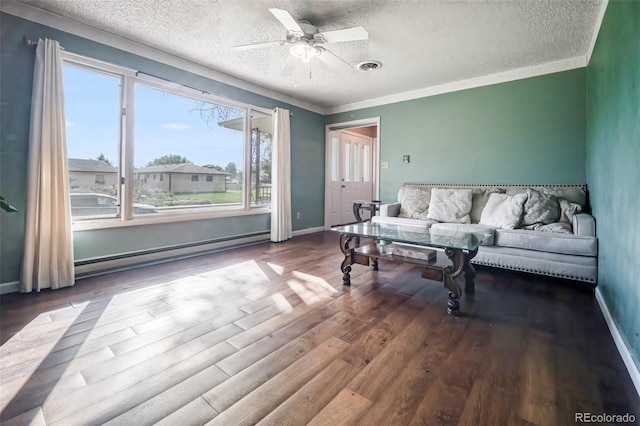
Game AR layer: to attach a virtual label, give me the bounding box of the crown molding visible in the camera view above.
[0,1,325,115]
[326,56,587,115]
[586,0,609,64]
[2,1,597,117]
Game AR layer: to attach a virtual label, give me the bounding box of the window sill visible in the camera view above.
[72,206,271,231]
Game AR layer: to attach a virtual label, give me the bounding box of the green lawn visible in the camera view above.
[173,190,242,203]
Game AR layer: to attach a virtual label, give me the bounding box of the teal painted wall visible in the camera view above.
[327,69,587,202]
[0,13,325,283]
[586,1,640,370]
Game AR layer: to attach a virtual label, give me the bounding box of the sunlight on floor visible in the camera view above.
[0,305,85,414]
[271,292,293,313]
[287,271,338,305]
[266,262,285,275]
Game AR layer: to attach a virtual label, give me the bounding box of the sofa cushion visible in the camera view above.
[521,188,560,227]
[494,229,597,257]
[397,187,430,219]
[426,188,473,223]
[479,193,527,229]
[431,223,496,245]
[371,215,436,230]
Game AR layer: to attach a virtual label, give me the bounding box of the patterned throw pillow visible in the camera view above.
[426,188,473,223]
[398,187,431,219]
[521,188,560,227]
[523,222,573,234]
[558,198,582,224]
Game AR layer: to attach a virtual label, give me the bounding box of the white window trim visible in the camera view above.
[63,52,273,231]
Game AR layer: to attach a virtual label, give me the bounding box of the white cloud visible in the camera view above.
[161,123,192,130]
[66,120,76,127]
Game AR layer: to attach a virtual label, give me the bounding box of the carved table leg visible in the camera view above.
[352,203,364,222]
[443,248,465,314]
[339,233,359,286]
[463,248,478,294]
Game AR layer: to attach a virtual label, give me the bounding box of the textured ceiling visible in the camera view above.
[15,0,604,111]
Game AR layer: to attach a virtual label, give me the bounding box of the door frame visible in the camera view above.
[324,117,381,230]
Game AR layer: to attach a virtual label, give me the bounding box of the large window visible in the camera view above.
[63,53,272,224]
[64,64,121,219]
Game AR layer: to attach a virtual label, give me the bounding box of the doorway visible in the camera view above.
[325,118,380,227]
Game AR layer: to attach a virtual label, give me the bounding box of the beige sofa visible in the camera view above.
[372,183,597,285]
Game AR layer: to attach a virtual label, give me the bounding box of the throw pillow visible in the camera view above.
[470,187,503,224]
[397,187,430,219]
[521,188,560,227]
[558,198,582,224]
[479,192,527,229]
[426,188,473,223]
[545,187,586,208]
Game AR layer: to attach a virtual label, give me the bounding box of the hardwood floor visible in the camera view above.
[1,231,638,425]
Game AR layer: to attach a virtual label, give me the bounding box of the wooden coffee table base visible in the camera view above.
[339,233,478,314]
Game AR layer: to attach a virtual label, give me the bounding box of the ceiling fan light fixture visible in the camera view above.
[289,41,318,62]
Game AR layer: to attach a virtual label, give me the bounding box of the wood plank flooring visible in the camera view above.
[1,231,638,425]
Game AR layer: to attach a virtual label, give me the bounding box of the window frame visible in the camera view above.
[63,52,273,231]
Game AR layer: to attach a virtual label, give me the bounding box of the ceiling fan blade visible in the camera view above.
[269,8,303,33]
[317,49,353,73]
[280,54,298,76]
[319,27,368,43]
[233,40,286,51]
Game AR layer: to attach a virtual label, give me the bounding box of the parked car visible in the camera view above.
[70,193,157,217]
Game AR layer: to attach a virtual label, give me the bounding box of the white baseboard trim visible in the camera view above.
[596,288,640,398]
[292,226,325,237]
[0,281,20,295]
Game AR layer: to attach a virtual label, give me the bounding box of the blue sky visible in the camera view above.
[63,65,244,169]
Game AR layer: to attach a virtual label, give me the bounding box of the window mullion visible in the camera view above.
[243,108,252,210]
[121,75,135,220]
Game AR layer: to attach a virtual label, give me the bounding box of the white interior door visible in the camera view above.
[328,131,342,226]
[329,131,374,225]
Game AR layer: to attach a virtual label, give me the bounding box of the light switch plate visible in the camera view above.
[402,155,410,163]
[381,162,389,169]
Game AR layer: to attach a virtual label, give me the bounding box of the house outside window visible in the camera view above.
[63,52,271,224]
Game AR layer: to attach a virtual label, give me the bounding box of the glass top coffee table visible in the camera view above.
[330,222,487,314]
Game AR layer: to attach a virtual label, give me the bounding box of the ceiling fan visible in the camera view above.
[233,8,368,75]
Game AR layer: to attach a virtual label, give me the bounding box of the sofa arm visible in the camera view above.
[379,203,401,217]
[573,213,596,237]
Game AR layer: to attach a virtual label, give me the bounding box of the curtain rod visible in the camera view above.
[22,37,290,117]
[23,36,65,50]
[273,107,294,117]
[23,36,38,47]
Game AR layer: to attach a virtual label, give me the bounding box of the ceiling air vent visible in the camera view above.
[356,60,382,72]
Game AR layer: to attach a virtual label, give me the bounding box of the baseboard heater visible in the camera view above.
[74,231,270,279]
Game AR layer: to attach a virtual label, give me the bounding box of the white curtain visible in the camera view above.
[21,39,75,292]
[270,108,292,242]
